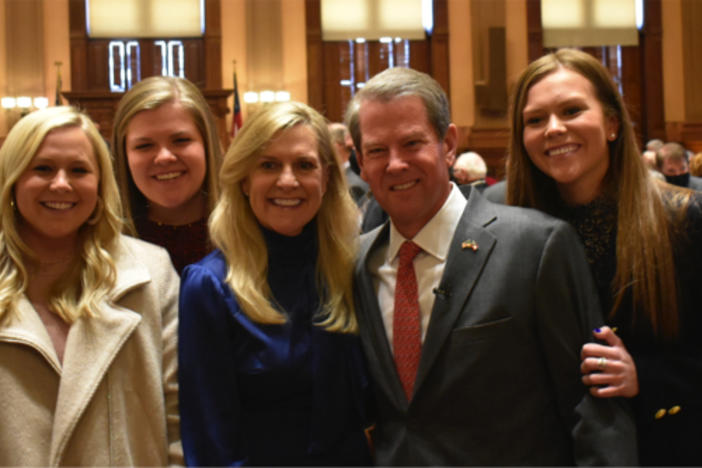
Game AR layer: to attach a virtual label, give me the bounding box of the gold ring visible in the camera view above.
[597,357,607,370]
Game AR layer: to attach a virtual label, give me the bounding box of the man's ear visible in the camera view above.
[443,123,458,168]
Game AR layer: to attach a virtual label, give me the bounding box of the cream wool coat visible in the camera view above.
[0,235,183,466]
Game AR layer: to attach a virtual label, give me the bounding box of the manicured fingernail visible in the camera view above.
[594,328,601,333]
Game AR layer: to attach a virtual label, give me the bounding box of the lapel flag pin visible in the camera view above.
[461,239,478,251]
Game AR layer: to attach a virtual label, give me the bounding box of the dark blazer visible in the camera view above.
[354,188,637,466]
[618,195,702,466]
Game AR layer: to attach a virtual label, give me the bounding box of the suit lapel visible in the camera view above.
[413,193,498,395]
[356,224,408,407]
[49,240,151,465]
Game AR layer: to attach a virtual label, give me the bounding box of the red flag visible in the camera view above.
[230,71,243,138]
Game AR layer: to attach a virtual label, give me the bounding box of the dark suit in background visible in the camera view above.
[328,122,369,207]
[345,165,370,207]
[687,174,702,191]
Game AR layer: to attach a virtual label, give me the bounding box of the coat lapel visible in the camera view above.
[0,297,62,374]
[413,192,498,395]
[356,224,408,408]
[49,239,151,465]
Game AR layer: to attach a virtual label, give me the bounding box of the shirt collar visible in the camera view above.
[387,183,467,263]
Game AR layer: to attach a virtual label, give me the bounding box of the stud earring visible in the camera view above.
[609,133,617,140]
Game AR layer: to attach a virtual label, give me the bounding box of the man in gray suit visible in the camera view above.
[345,67,637,466]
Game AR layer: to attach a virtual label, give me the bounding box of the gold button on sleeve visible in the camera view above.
[669,405,681,415]
[654,408,666,419]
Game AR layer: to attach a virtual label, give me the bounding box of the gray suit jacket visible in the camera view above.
[354,188,637,466]
[483,179,506,204]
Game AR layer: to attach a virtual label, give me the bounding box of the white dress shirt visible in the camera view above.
[367,183,467,347]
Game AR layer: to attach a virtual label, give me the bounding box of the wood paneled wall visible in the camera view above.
[305,0,449,122]
[5,0,44,96]
[672,0,702,151]
[64,0,230,146]
[521,0,666,160]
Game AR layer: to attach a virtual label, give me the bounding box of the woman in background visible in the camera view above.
[112,76,222,273]
[507,48,702,466]
[0,106,181,465]
[178,101,372,466]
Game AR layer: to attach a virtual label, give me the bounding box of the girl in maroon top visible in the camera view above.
[112,76,222,273]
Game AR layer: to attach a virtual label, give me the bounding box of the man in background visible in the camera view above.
[328,122,369,206]
[657,141,702,190]
[452,150,488,191]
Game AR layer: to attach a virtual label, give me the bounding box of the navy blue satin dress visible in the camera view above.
[178,223,372,466]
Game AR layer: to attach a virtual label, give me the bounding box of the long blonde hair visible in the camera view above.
[508,48,686,339]
[209,101,360,333]
[0,106,123,323]
[112,76,222,234]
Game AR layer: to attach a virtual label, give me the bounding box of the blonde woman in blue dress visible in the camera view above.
[178,101,372,466]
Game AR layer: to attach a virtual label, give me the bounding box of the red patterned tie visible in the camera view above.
[393,241,422,401]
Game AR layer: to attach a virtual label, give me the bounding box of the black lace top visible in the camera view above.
[555,197,618,314]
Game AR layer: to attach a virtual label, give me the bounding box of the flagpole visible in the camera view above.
[231,59,243,139]
[54,61,63,106]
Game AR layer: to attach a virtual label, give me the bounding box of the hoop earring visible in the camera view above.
[10,198,15,210]
[87,197,103,225]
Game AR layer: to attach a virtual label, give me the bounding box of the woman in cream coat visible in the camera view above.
[0,106,182,466]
